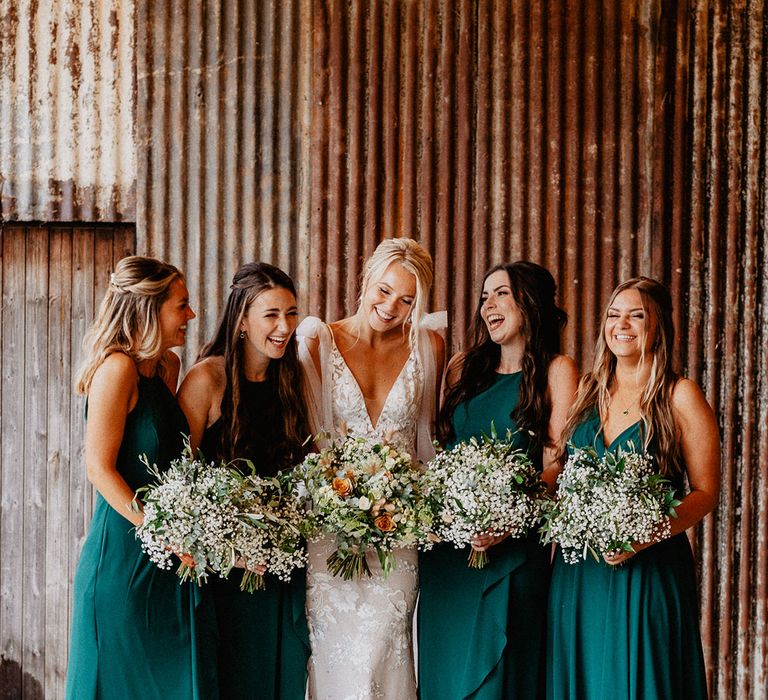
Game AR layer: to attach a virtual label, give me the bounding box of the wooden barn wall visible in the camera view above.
[0,224,135,699]
[0,1,764,698]
[0,0,136,222]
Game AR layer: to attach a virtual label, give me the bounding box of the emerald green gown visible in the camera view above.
[418,372,550,699]
[546,411,708,700]
[65,374,219,699]
[200,378,310,700]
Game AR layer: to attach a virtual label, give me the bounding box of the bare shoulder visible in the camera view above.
[89,352,139,405]
[671,377,714,423]
[181,356,226,393]
[548,353,579,380]
[92,351,139,387]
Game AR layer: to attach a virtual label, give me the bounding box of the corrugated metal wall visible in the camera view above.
[140,1,762,695]
[0,0,136,221]
[136,1,314,355]
[0,0,765,697]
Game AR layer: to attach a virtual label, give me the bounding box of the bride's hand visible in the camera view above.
[235,557,266,576]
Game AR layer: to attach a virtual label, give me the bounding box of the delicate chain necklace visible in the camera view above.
[613,389,643,416]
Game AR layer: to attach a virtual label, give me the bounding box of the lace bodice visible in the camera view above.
[329,339,423,451]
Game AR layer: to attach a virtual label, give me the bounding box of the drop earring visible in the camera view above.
[240,330,245,339]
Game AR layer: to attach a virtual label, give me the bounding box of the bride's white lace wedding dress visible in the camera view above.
[297,317,440,700]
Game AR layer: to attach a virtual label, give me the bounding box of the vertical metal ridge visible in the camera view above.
[0,0,136,222]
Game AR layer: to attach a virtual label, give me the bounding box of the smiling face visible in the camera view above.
[158,278,195,350]
[480,269,525,346]
[604,288,656,360]
[240,286,299,361]
[361,262,417,332]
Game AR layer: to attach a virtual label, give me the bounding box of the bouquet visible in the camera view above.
[539,444,680,564]
[231,469,306,591]
[422,430,547,568]
[292,433,433,580]
[134,441,306,591]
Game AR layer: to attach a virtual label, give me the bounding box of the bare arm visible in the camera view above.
[84,353,143,527]
[177,358,223,453]
[604,378,720,565]
[665,378,720,533]
[542,355,580,491]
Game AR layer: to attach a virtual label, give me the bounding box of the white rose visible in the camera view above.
[358,496,371,510]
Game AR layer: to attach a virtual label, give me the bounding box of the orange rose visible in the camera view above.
[374,514,396,533]
[332,477,353,497]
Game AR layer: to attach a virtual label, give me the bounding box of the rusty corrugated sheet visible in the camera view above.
[0,0,136,222]
[304,1,767,697]
[136,0,313,360]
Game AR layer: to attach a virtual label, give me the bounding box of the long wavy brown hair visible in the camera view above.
[560,276,683,477]
[198,262,311,468]
[438,261,567,463]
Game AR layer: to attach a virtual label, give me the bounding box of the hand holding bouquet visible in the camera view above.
[539,444,680,564]
[134,442,306,590]
[292,433,433,580]
[422,431,547,568]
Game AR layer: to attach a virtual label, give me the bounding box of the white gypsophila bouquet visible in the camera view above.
[229,469,306,592]
[134,443,243,586]
[539,443,680,564]
[292,433,434,580]
[421,429,547,568]
[134,441,307,591]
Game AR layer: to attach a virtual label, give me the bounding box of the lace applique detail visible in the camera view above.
[306,341,424,700]
[329,341,423,451]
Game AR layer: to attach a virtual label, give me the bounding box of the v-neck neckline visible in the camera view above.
[330,332,412,431]
[600,418,641,451]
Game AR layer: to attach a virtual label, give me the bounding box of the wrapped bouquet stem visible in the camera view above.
[422,431,547,569]
[539,444,681,564]
[292,433,434,580]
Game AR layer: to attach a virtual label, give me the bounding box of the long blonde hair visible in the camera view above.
[75,256,184,395]
[357,237,434,352]
[561,276,683,477]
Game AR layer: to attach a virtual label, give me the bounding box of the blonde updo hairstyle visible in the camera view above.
[357,237,434,352]
[75,256,184,395]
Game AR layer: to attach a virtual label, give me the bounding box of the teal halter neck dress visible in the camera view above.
[418,372,550,699]
[546,411,708,700]
[65,374,219,699]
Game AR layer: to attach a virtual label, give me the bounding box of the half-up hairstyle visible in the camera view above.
[560,276,683,477]
[199,262,311,468]
[75,256,183,394]
[357,237,434,354]
[438,261,567,462]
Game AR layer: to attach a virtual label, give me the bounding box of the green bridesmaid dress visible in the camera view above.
[65,374,219,700]
[200,378,310,700]
[419,372,550,700]
[546,411,708,700]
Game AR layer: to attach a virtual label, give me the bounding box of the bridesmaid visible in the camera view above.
[547,277,719,700]
[66,256,217,699]
[178,262,311,700]
[418,261,578,699]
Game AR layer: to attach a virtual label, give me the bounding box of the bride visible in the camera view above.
[298,238,445,700]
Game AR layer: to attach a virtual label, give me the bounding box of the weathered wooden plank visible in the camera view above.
[1,228,26,693]
[45,228,73,697]
[112,227,135,264]
[23,227,49,696]
[68,230,95,580]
